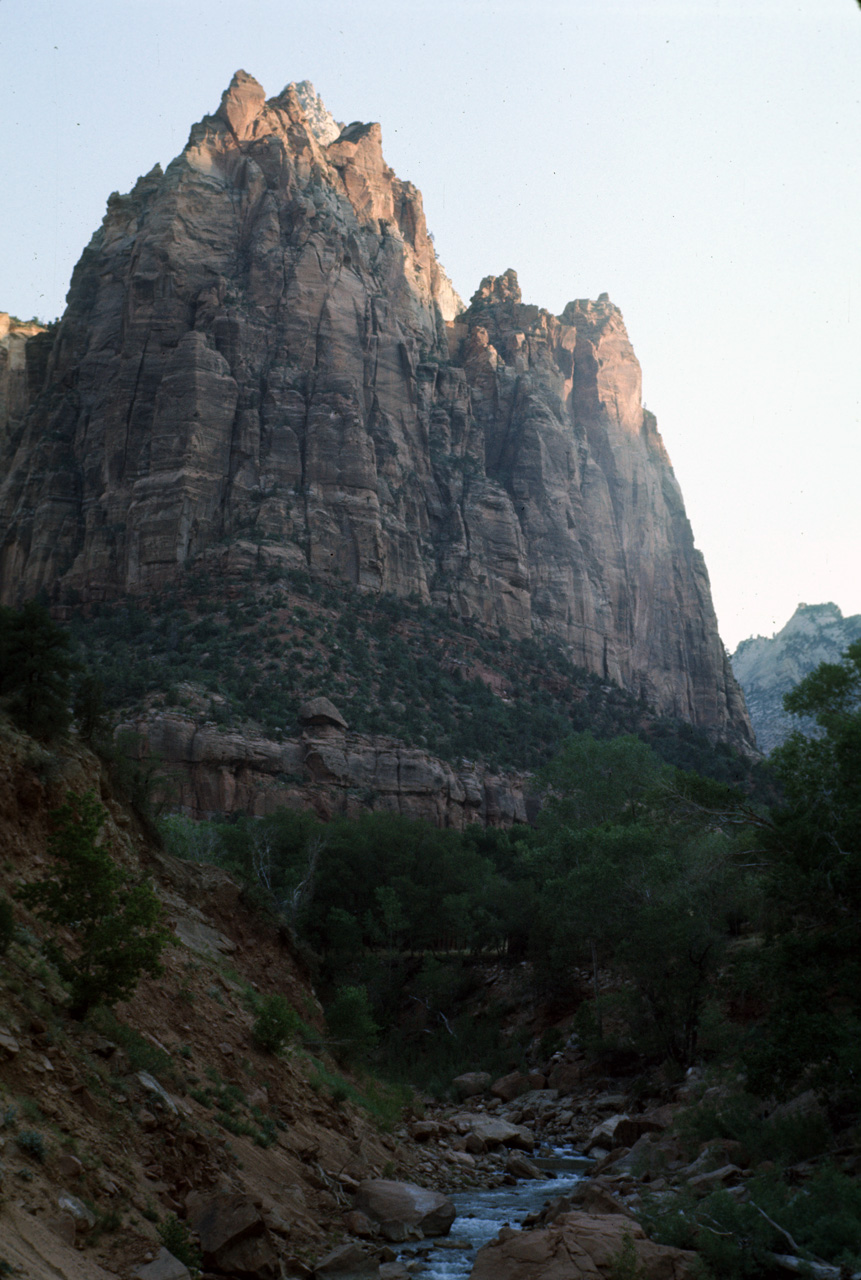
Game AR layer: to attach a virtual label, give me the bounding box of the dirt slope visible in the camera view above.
[0,717,440,1277]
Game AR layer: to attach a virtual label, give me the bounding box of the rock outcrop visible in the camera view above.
[121,709,530,827]
[0,71,751,747]
[731,602,861,752]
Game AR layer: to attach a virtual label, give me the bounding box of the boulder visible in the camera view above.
[600,1133,670,1176]
[468,1118,535,1152]
[299,697,348,731]
[452,1072,492,1100]
[515,1089,560,1121]
[379,1265,410,1280]
[586,1115,645,1153]
[314,1242,378,1276]
[185,1191,276,1274]
[505,1150,543,1180]
[408,1120,439,1142]
[491,1071,530,1102]
[353,1180,455,1237]
[547,1057,584,1094]
[134,1249,192,1280]
[688,1164,744,1195]
[570,1180,638,1219]
[470,1211,698,1280]
[56,1192,96,1231]
[768,1089,826,1123]
[0,1027,20,1057]
[343,1209,376,1237]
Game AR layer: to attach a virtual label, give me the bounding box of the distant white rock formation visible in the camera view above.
[731,602,861,753]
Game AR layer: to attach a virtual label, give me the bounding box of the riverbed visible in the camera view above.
[402,1149,593,1279]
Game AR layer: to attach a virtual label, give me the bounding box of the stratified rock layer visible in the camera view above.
[120,710,530,827]
[0,72,751,746]
[731,602,861,752]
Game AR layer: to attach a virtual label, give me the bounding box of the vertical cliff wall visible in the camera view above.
[0,72,752,747]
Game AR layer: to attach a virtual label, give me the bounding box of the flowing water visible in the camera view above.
[401,1149,593,1279]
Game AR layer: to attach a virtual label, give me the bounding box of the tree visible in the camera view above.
[742,642,861,1096]
[17,791,169,1018]
[0,601,77,739]
[72,672,111,745]
[252,993,301,1054]
[325,984,379,1063]
[529,733,749,1065]
[536,732,665,830]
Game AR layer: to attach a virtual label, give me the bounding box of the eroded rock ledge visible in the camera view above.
[122,709,531,827]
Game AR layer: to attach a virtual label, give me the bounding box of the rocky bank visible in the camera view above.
[0,72,752,750]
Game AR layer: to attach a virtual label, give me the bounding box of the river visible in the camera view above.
[400,1149,593,1279]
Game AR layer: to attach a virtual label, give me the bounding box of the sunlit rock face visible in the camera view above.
[0,313,48,454]
[0,72,752,747]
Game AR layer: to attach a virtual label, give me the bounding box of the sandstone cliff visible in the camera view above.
[121,704,531,828]
[731,601,861,753]
[0,72,752,748]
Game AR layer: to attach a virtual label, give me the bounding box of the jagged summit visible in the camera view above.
[470,269,523,306]
[0,74,752,747]
[288,78,344,145]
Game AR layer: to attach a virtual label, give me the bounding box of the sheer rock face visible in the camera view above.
[0,314,49,454]
[0,72,752,746]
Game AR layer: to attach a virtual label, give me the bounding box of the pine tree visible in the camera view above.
[17,791,169,1018]
[0,601,77,739]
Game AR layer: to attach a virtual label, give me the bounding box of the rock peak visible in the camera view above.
[470,269,522,307]
[215,69,266,139]
[287,79,344,146]
[0,77,752,752]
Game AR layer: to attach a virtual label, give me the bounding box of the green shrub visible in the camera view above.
[15,1129,46,1162]
[0,898,14,955]
[16,790,169,1019]
[157,1215,202,1273]
[644,1168,861,1277]
[673,1087,832,1166]
[325,985,379,1063]
[252,994,300,1054]
[608,1232,648,1280]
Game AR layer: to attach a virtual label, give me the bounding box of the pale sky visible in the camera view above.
[2,0,859,650]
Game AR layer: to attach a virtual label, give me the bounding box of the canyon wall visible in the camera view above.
[0,73,752,747]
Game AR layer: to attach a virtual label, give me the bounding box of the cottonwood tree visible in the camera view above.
[530,733,750,1064]
[743,641,861,1096]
